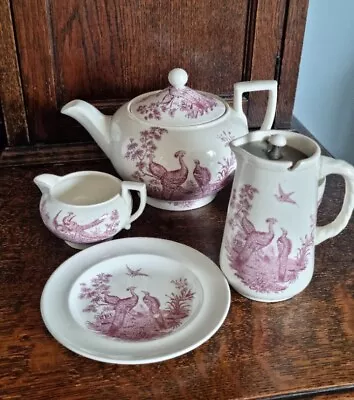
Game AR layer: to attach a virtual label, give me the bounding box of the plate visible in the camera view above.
[40,237,231,364]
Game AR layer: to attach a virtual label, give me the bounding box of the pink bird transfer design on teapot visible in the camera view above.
[61,69,278,211]
[124,127,235,202]
[136,86,217,121]
[79,267,195,341]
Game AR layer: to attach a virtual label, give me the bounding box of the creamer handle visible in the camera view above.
[233,80,278,130]
[121,181,147,229]
[316,156,354,245]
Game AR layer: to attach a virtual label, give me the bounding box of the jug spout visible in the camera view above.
[229,132,257,159]
[61,100,112,158]
[34,174,60,194]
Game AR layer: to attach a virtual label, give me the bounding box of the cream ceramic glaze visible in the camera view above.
[34,171,147,249]
[220,130,354,302]
[61,68,277,211]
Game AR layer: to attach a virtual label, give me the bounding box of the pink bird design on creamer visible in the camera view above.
[275,184,297,205]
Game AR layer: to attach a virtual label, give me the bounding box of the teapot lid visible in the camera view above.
[129,68,226,127]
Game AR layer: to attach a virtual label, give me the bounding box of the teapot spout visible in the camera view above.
[34,174,60,194]
[61,100,112,158]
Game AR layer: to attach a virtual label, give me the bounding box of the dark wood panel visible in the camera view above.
[275,0,309,128]
[0,0,29,146]
[0,142,104,167]
[52,0,249,102]
[247,0,286,127]
[3,0,308,152]
[11,0,249,145]
[12,0,58,143]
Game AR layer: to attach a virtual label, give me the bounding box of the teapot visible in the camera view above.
[61,68,277,211]
[219,130,354,302]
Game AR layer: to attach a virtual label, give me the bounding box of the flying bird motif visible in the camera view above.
[125,265,149,277]
[274,184,297,205]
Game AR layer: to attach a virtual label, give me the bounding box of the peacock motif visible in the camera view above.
[79,269,195,341]
[277,228,292,281]
[193,159,212,193]
[124,127,235,202]
[235,216,277,268]
[149,150,189,199]
[104,286,139,336]
[225,183,313,293]
[142,291,166,329]
[45,209,120,243]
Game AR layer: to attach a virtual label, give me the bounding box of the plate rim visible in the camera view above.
[40,237,231,364]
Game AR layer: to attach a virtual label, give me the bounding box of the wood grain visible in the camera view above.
[0,0,29,146]
[274,0,309,128]
[51,0,249,100]
[246,0,286,127]
[0,142,104,167]
[2,0,308,149]
[0,156,353,399]
[10,0,249,145]
[12,0,58,143]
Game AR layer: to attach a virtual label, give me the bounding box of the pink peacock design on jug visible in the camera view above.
[225,184,315,293]
[78,268,196,341]
[124,127,235,201]
[136,86,217,121]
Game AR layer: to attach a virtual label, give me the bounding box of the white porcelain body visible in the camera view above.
[34,171,147,249]
[40,237,231,364]
[220,130,354,302]
[61,79,277,211]
[110,97,242,211]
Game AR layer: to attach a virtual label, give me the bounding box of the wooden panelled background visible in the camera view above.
[0,0,308,165]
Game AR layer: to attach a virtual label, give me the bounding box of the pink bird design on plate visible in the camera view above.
[275,184,297,205]
[125,266,149,277]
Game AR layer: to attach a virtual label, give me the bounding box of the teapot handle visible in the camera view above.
[233,80,277,130]
[315,156,354,245]
[121,181,147,229]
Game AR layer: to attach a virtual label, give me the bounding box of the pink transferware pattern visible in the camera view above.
[41,237,231,364]
[274,184,297,205]
[40,200,120,243]
[124,127,235,201]
[79,268,195,341]
[60,68,278,211]
[136,86,218,121]
[225,184,314,293]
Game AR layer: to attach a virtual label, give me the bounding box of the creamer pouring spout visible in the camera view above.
[220,130,354,302]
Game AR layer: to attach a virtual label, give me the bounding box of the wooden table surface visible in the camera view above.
[0,158,353,400]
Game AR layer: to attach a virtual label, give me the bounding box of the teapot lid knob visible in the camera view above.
[168,68,188,89]
[267,134,287,160]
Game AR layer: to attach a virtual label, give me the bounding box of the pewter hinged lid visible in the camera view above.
[241,133,308,165]
[129,68,226,127]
